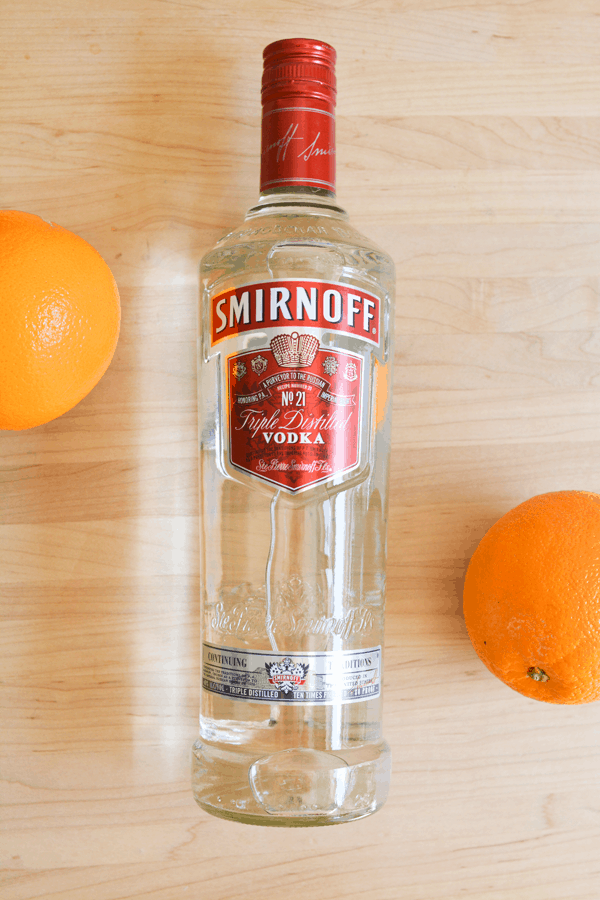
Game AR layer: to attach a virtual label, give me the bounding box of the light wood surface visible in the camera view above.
[3,2,600,898]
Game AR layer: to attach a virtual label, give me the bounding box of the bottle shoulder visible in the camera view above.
[208,202,390,256]
[200,202,395,299]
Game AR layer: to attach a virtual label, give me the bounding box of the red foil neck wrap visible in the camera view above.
[261,38,337,193]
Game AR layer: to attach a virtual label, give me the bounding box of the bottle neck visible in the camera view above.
[247,187,346,220]
[260,97,336,195]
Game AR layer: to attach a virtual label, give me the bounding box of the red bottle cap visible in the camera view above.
[262,38,336,109]
[260,39,337,193]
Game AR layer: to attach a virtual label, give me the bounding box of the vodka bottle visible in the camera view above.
[193,38,395,826]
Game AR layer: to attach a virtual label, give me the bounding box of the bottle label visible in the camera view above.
[227,337,363,491]
[211,278,380,492]
[211,279,380,348]
[261,106,335,192]
[202,642,381,705]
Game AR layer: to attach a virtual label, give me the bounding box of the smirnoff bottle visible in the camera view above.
[193,38,395,825]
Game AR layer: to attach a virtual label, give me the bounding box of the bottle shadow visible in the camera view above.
[0,41,258,805]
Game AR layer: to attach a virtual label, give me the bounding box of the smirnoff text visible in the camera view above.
[211,279,380,347]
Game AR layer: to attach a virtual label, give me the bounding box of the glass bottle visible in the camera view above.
[193,38,395,826]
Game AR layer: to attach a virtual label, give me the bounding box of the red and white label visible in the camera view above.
[261,106,335,192]
[227,334,362,492]
[212,279,380,348]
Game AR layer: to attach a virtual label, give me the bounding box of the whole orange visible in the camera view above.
[463,490,600,704]
[0,210,120,430]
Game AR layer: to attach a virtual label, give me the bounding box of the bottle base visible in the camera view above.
[192,739,391,827]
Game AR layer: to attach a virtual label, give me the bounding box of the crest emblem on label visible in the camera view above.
[251,355,268,375]
[232,361,247,381]
[265,657,310,695]
[270,332,319,368]
[228,335,363,492]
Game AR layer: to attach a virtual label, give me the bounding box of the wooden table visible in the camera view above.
[3,2,600,898]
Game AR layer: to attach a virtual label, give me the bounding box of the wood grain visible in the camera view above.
[3,1,600,898]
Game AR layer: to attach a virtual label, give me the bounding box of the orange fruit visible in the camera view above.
[0,210,120,430]
[463,490,600,704]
